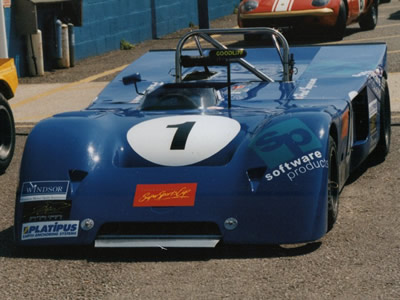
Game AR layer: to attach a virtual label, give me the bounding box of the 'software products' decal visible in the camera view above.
[20,181,70,202]
[127,115,241,166]
[265,150,328,182]
[21,220,79,240]
[133,183,197,207]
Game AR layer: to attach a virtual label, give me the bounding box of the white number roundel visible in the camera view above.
[127,115,241,166]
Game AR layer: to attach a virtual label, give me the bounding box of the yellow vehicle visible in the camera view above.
[0,58,18,173]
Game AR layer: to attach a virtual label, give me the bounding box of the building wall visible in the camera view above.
[4,0,239,76]
[4,7,24,75]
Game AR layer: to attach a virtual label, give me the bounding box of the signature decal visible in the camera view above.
[133,183,197,207]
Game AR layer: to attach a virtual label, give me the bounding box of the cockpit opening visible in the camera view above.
[140,85,220,111]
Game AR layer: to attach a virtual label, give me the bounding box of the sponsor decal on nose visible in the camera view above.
[133,183,197,207]
[21,220,79,240]
[20,181,70,202]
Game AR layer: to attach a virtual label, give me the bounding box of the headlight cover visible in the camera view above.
[240,0,259,13]
[312,0,330,7]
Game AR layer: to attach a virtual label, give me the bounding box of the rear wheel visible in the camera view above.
[359,1,378,30]
[0,93,15,174]
[375,82,391,160]
[327,136,339,232]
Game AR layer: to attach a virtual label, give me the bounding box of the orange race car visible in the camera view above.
[238,0,380,39]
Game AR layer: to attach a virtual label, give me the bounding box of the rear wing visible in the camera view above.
[174,28,295,83]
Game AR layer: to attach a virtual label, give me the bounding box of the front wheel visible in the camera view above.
[0,93,15,174]
[330,0,347,40]
[359,1,378,30]
[327,136,339,232]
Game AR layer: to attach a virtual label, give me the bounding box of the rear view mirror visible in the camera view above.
[122,73,142,85]
[122,73,144,95]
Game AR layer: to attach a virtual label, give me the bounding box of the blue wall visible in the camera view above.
[4,7,24,76]
[4,0,239,76]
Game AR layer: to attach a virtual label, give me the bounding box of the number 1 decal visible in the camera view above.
[167,122,196,150]
[127,115,241,166]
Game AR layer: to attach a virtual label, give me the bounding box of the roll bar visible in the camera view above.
[175,28,294,83]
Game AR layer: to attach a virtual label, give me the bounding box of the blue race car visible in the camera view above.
[14,28,391,248]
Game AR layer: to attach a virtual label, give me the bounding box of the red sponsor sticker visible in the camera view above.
[133,183,197,207]
[341,108,349,139]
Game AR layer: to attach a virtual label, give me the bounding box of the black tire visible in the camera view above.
[330,0,347,40]
[0,93,15,174]
[375,82,391,160]
[359,1,378,30]
[327,136,339,232]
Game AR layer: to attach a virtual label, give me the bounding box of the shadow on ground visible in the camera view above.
[0,226,321,262]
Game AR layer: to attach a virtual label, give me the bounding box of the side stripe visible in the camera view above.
[274,0,294,12]
[289,0,295,11]
[272,0,280,12]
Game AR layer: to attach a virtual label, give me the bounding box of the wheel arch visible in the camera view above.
[0,79,14,100]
